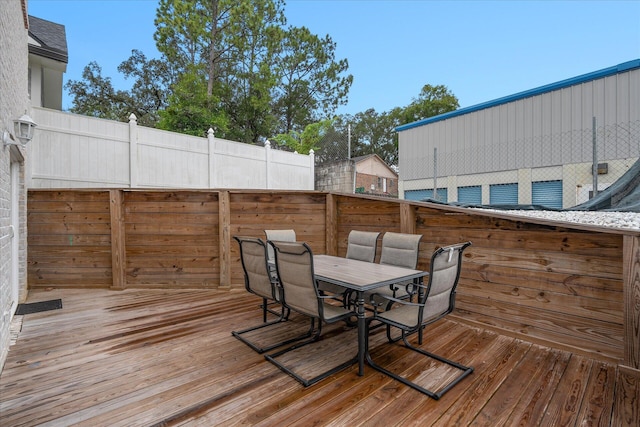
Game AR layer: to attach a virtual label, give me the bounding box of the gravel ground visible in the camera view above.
[474,209,640,230]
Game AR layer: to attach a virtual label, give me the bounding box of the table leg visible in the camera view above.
[357,290,366,376]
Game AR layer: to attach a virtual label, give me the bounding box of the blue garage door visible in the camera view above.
[490,183,518,205]
[457,185,482,205]
[404,189,430,201]
[532,180,563,209]
[405,188,448,202]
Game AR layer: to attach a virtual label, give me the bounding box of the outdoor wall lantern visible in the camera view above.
[3,113,37,147]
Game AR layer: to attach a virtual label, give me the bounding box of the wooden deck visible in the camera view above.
[1,288,637,426]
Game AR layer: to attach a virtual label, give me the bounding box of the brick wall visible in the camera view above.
[355,172,398,197]
[1,1,30,371]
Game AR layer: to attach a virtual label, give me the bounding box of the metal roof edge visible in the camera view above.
[396,59,640,132]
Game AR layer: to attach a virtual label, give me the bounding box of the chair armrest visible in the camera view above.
[318,294,342,301]
[368,291,425,315]
[404,280,428,297]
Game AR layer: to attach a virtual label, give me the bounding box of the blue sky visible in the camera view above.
[29,0,640,116]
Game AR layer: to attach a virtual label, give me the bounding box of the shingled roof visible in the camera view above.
[28,15,68,64]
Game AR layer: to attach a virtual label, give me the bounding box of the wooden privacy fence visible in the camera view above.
[27,189,639,376]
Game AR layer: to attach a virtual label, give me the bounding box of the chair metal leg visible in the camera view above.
[260,299,289,320]
[232,306,313,354]
[265,318,357,387]
[365,322,473,400]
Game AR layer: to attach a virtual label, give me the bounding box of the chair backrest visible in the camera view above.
[379,232,423,269]
[346,230,380,263]
[268,240,319,318]
[234,236,275,300]
[421,242,472,323]
[264,229,296,264]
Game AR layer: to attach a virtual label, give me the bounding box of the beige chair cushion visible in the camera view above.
[346,230,380,262]
[265,229,296,264]
[379,232,422,269]
[235,237,274,300]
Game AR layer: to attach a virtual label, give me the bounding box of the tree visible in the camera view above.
[157,66,228,136]
[221,0,285,143]
[272,26,353,135]
[116,50,173,125]
[401,84,459,124]
[67,1,353,143]
[65,62,133,123]
[65,51,171,127]
[331,85,459,167]
[349,108,401,166]
[271,119,332,154]
[153,0,212,73]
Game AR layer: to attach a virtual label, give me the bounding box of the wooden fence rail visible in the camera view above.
[27,189,639,382]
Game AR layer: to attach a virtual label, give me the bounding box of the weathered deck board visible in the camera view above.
[1,288,637,426]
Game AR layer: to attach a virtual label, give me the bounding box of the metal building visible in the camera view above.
[397,59,640,209]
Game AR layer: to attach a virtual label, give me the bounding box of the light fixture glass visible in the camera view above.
[3,114,37,146]
[13,114,37,144]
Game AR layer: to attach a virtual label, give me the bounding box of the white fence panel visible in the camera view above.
[136,126,210,188]
[270,149,314,189]
[29,108,130,187]
[212,137,268,188]
[28,108,313,190]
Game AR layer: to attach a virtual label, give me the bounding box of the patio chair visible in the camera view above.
[264,229,296,266]
[318,230,381,303]
[365,231,423,305]
[231,236,312,353]
[264,240,356,386]
[365,241,473,399]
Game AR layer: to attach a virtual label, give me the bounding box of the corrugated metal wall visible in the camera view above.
[399,67,640,181]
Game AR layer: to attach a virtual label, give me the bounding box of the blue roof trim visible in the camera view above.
[396,59,640,132]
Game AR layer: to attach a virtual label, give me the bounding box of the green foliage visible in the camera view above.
[401,84,459,124]
[330,85,459,167]
[154,0,211,71]
[157,67,228,136]
[273,26,352,135]
[117,50,172,125]
[66,0,353,144]
[65,0,457,169]
[65,51,170,127]
[272,119,332,154]
[65,61,153,125]
[221,0,285,143]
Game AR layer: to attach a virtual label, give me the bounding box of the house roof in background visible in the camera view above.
[28,15,68,64]
[396,59,640,132]
[352,154,398,176]
[351,154,377,163]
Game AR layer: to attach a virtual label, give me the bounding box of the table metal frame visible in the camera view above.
[313,254,427,376]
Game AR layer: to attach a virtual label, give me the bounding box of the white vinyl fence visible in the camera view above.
[28,107,314,190]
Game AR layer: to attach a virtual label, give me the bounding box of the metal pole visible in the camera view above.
[433,147,438,201]
[349,124,355,193]
[592,117,598,198]
[348,124,351,160]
